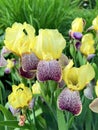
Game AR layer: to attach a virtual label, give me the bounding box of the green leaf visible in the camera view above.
[0,104,15,120]
[70,44,76,59]
[57,109,68,130]
[0,121,32,130]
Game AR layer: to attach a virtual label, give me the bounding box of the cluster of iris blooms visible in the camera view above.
[0,16,98,126]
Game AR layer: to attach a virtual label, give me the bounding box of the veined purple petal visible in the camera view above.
[19,67,36,79]
[21,53,39,71]
[37,60,62,82]
[57,88,82,115]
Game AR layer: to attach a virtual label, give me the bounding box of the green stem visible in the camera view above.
[57,109,68,130]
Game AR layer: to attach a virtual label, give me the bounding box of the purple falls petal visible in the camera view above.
[75,42,81,50]
[73,32,83,40]
[57,88,82,115]
[21,53,39,71]
[37,60,62,82]
[19,67,36,79]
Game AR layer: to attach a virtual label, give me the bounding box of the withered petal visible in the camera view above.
[21,53,39,71]
[37,60,62,82]
[89,98,98,113]
[19,67,36,79]
[57,88,82,115]
[58,54,69,68]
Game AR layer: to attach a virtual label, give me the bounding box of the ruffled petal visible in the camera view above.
[57,88,82,115]
[37,60,62,82]
[32,29,66,60]
[21,53,39,71]
[4,22,35,56]
[19,67,36,79]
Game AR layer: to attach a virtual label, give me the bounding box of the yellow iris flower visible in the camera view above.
[63,61,95,91]
[92,16,98,31]
[8,83,32,109]
[31,29,66,60]
[71,18,84,33]
[4,22,35,56]
[80,33,95,56]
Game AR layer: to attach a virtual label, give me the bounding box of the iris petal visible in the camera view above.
[57,88,82,115]
[19,67,36,79]
[89,98,98,113]
[37,60,62,82]
[21,53,39,71]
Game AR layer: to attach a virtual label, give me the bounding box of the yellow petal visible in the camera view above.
[78,63,95,89]
[71,18,83,33]
[8,83,32,109]
[32,29,66,60]
[63,62,95,91]
[80,33,95,56]
[81,33,94,45]
[92,16,98,31]
[4,22,35,56]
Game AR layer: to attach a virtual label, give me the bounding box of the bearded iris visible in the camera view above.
[4,22,35,56]
[63,60,95,91]
[57,60,95,115]
[31,29,66,82]
[8,83,32,109]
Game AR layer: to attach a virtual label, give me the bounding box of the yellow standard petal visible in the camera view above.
[4,22,35,56]
[31,29,66,60]
[92,16,98,31]
[71,18,84,33]
[63,62,95,91]
[80,33,95,56]
[8,83,32,109]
